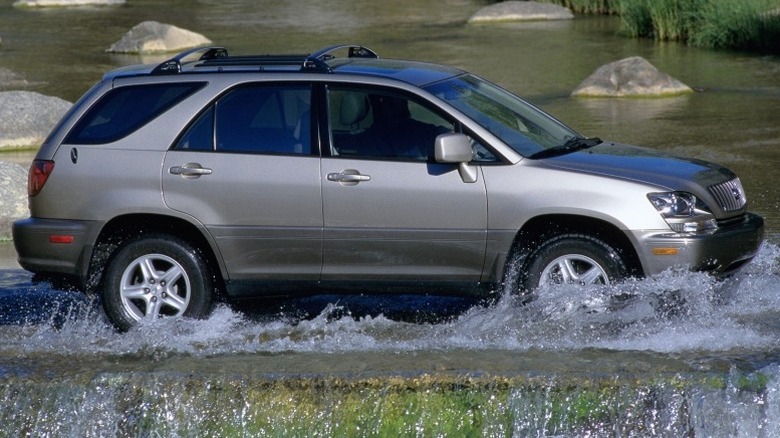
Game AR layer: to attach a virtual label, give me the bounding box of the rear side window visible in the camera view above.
[64,82,205,145]
[174,83,312,155]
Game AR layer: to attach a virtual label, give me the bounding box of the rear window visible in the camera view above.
[64,82,205,145]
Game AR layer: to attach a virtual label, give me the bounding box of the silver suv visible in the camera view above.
[13,45,764,330]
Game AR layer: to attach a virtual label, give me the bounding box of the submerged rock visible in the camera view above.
[0,68,33,90]
[572,57,693,97]
[13,0,124,6]
[0,161,28,241]
[0,91,72,149]
[107,21,212,54]
[468,1,574,23]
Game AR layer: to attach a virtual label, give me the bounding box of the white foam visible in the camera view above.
[4,243,778,358]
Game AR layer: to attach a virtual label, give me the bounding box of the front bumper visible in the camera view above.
[12,217,101,284]
[631,212,764,277]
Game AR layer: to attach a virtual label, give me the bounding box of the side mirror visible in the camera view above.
[434,133,478,183]
[435,133,472,163]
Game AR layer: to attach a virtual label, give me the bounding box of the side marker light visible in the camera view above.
[652,247,679,256]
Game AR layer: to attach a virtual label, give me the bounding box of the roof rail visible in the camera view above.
[303,44,379,73]
[197,54,314,71]
[151,46,228,75]
[149,44,378,75]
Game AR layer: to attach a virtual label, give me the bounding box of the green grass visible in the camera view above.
[538,0,780,53]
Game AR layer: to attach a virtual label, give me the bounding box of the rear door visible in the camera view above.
[162,83,322,283]
[320,85,488,284]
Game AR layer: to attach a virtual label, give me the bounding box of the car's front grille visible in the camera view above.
[708,178,747,212]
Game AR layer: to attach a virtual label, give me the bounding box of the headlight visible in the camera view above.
[647,192,717,233]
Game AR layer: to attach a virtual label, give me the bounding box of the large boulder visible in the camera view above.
[107,21,212,54]
[13,0,124,6]
[469,1,574,23]
[572,57,693,97]
[0,161,28,241]
[0,91,72,149]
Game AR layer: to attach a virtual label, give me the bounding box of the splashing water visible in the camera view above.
[0,243,779,436]
[0,243,777,364]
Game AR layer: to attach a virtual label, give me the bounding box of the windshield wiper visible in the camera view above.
[528,137,602,159]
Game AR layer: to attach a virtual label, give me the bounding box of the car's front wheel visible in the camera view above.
[518,234,628,293]
[101,234,213,331]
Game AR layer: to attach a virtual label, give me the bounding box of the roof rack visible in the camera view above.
[150,44,378,75]
[151,46,228,75]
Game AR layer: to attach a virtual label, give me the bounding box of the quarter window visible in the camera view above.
[65,82,205,145]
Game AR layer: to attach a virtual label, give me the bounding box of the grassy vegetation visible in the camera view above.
[539,0,780,53]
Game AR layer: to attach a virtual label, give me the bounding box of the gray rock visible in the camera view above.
[107,21,212,54]
[469,1,574,23]
[13,0,124,6]
[0,91,72,149]
[0,161,28,241]
[572,57,693,97]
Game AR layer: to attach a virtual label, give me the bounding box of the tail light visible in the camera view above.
[28,160,55,197]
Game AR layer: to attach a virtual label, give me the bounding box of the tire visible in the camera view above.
[101,234,213,331]
[518,234,629,293]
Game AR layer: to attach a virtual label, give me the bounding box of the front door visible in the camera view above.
[321,85,488,284]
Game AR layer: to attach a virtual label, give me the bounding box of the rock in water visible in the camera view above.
[572,57,693,97]
[0,161,29,240]
[107,21,212,54]
[0,91,72,149]
[469,1,574,23]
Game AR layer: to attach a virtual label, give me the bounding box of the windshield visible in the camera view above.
[424,74,581,157]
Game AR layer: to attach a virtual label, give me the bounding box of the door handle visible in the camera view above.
[327,170,371,185]
[170,163,213,179]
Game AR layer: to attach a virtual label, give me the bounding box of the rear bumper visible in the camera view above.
[632,212,765,277]
[12,217,101,284]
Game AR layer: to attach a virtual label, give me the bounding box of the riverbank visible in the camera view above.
[543,0,780,52]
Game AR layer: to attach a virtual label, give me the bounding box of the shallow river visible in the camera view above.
[1,0,780,435]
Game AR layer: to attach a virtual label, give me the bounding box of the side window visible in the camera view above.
[175,84,311,154]
[176,107,214,151]
[66,82,205,145]
[327,86,454,161]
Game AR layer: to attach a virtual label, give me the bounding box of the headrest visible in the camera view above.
[339,92,369,126]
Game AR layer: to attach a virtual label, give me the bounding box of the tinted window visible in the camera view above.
[179,84,310,155]
[65,82,205,145]
[176,107,214,151]
[327,86,454,161]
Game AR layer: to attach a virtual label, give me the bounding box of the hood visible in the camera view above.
[541,142,737,192]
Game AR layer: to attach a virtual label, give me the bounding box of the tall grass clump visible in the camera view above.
[539,0,780,52]
[616,0,780,51]
[617,0,705,41]
[690,0,780,51]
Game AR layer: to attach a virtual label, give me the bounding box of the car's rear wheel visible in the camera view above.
[101,234,212,331]
[518,234,628,293]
